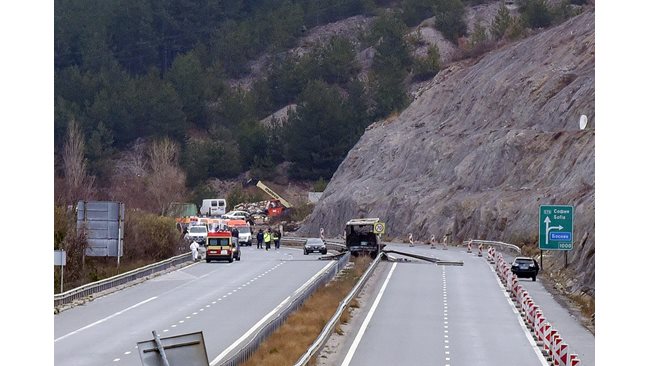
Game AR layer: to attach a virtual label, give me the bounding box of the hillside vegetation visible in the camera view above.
[55,0,584,207]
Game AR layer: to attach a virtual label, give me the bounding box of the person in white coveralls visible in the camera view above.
[190,240,200,261]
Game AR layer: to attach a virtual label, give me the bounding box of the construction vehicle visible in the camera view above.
[244,179,293,218]
[345,218,386,258]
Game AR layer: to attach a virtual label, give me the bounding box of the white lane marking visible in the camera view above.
[341,262,397,366]
[488,261,547,365]
[210,260,335,365]
[124,351,131,355]
[113,358,120,362]
[171,325,177,328]
[54,297,157,342]
[209,296,291,365]
[163,329,169,332]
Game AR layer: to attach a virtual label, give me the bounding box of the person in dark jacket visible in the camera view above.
[274,228,282,249]
[256,229,264,249]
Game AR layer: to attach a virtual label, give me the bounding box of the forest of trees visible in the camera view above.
[54,0,580,207]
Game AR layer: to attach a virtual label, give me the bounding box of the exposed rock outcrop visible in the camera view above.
[299,11,595,295]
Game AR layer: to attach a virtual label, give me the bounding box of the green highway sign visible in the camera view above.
[539,205,574,250]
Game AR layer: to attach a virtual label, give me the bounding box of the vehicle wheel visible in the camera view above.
[205,259,210,263]
[532,276,537,282]
[321,250,327,255]
[236,254,241,261]
[229,257,233,263]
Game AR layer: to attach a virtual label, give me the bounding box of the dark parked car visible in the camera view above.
[304,238,327,255]
[511,257,539,281]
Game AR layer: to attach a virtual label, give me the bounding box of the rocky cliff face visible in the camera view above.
[299,11,595,295]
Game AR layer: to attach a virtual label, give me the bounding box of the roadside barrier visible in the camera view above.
[54,252,193,309]
[535,312,546,343]
[320,228,325,240]
[554,336,568,366]
[548,329,558,360]
[409,233,414,247]
[569,354,581,365]
[430,234,436,248]
[488,247,580,365]
[467,241,472,253]
[541,323,552,355]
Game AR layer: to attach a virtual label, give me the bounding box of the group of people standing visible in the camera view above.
[256,227,282,250]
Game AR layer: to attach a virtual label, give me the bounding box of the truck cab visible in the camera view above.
[206,230,240,262]
[345,218,384,258]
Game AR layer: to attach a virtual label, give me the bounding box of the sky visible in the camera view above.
[1,1,648,365]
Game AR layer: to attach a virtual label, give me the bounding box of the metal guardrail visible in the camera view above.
[54,252,193,308]
[295,252,384,366]
[218,251,351,366]
[464,239,522,255]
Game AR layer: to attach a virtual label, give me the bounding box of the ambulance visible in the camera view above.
[205,230,240,263]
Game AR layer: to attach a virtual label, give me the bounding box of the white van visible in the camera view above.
[200,199,227,217]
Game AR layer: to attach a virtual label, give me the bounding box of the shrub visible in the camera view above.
[412,44,442,82]
[433,0,467,42]
[313,177,328,192]
[123,211,180,261]
[519,0,552,29]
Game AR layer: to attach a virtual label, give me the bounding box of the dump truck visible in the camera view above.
[345,218,385,258]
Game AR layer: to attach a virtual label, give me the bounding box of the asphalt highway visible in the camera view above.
[332,244,564,366]
[54,246,330,366]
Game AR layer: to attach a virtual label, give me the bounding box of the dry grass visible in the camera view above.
[241,256,371,366]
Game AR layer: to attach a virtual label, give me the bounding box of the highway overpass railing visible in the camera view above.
[54,252,193,309]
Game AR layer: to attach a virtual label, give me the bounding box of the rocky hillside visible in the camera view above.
[299,10,595,296]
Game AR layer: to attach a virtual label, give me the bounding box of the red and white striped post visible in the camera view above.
[528,304,539,329]
[534,313,545,343]
[430,234,436,248]
[541,323,551,356]
[443,235,448,250]
[553,337,567,366]
[568,354,581,366]
[467,240,472,253]
[320,227,324,240]
[547,329,557,360]
[409,233,414,247]
[478,243,483,257]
